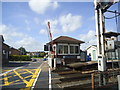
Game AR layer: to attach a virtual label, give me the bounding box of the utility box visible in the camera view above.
[98,55,106,71]
[107,40,115,51]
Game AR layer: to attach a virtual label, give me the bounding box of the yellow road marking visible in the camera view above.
[0,74,17,81]
[1,68,41,87]
[7,80,20,86]
[2,80,23,86]
[19,71,29,75]
[24,75,32,79]
[26,69,40,87]
[25,69,34,74]
[3,74,9,86]
[13,70,28,84]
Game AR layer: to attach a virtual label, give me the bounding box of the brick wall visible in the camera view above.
[2,43,9,65]
[10,48,21,55]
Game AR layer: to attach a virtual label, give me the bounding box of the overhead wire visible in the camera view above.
[104,10,120,19]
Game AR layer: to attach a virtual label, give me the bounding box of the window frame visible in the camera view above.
[69,44,79,55]
[58,44,80,55]
[58,44,69,55]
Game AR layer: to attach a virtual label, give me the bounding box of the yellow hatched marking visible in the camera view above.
[24,75,32,79]
[3,80,20,86]
[8,71,15,75]
[0,74,17,81]
[19,71,29,75]
[26,69,40,87]
[25,69,34,74]
[1,69,40,87]
[3,74,9,86]
[13,70,28,84]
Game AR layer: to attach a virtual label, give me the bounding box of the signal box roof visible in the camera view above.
[103,32,120,38]
[48,36,84,44]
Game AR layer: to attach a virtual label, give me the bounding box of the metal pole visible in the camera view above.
[94,1,101,56]
[91,73,95,90]
[118,75,120,90]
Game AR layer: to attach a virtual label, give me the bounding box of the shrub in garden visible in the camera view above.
[9,55,31,61]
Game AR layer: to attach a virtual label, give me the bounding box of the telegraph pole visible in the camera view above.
[94,0,106,72]
[94,0,120,86]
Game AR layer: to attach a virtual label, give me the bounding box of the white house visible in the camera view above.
[86,45,97,61]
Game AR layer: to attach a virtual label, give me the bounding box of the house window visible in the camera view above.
[9,51,11,54]
[3,50,5,54]
[75,46,79,54]
[70,46,74,54]
[64,46,68,54]
[58,45,64,54]
[70,45,79,54]
[58,45,68,54]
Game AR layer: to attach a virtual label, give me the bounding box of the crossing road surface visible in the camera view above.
[0,58,49,90]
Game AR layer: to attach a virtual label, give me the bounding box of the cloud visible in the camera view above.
[0,24,43,51]
[29,0,59,14]
[14,37,43,51]
[40,13,82,37]
[79,30,97,50]
[59,13,82,33]
[0,24,25,41]
[53,1,59,9]
[43,19,59,35]
[106,29,113,32]
[39,29,47,35]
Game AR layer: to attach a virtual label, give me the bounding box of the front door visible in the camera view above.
[92,50,96,61]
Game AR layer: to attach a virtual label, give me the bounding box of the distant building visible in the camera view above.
[86,45,97,61]
[104,32,120,60]
[26,52,40,57]
[9,47,21,55]
[0,35,9,65]
[45,36,84,64]
[0,35,21,65]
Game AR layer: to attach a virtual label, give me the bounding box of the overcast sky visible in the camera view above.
[1,0,119,51]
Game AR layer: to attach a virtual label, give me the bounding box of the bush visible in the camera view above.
[9,55,31,61]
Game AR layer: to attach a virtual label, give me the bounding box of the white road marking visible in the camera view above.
[0,67,23,76]
[49,67,52,90]
[31,62,44,90]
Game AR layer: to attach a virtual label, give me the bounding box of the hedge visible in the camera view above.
[9,55,32,61]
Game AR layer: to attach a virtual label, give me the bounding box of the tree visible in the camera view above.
[18,47,27,55]
[39,52,46,57]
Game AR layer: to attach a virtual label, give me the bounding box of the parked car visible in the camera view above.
[43,55,48,61]
[32,58,37,62]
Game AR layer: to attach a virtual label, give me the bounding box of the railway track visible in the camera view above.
[52,66,120,89]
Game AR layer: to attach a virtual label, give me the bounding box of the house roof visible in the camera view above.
[103,32,120,38]
[0,35,4,42]
[48,36,85,44]
[86,45,97,50]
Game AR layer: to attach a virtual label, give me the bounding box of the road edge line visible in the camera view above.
[31,62,44,90]
[49,67,52,90]
[0,66,22,76]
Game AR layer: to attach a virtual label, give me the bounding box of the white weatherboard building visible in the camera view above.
[86,45,97,61]
[45,36,84,68]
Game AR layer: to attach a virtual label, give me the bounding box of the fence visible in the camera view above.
[91,68,120,90]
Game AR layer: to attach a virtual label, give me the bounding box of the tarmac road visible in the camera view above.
[0,58,49,90]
